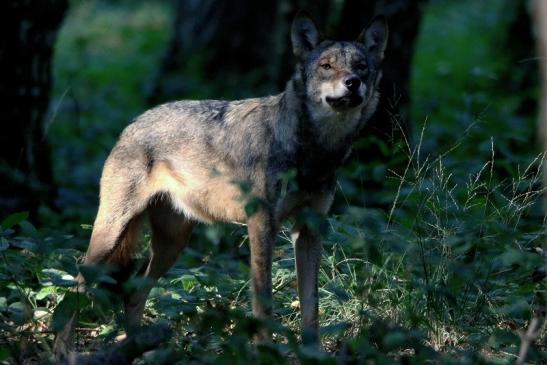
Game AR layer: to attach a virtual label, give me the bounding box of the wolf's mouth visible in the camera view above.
[325,94,363,110]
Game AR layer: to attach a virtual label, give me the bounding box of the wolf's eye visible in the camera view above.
[320,63,332,70]
[357,63,368,71]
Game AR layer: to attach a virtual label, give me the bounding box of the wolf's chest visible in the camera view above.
[295,143,350,192]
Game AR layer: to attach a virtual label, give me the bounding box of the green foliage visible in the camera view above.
[411,0,538,170]
[49,0,172,225]
[2,0,544,364]
[2,139,544,362]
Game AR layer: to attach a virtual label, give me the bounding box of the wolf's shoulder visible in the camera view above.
[141,95,281,122]
[119,94,285,144]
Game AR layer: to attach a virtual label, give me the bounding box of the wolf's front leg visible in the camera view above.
[292,225,321,345]
[247,209,275,342]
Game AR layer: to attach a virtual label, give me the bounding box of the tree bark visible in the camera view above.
[534,0,547,207]
[0,0,68,217]
[519,2,547,364]
[503,1,537,124]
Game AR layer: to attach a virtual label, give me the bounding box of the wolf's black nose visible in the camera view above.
[344,76,361,92]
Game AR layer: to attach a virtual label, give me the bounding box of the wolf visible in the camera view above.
[54,11,388,355]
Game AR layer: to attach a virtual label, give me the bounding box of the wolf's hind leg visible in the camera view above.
[54,162,149,358]
[53,212,144,356]
[124,198,194,330]
[53,210,146,360]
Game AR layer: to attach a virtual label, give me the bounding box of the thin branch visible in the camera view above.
[516,314,545,365]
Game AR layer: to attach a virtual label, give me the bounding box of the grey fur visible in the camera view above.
[54,12,388,358]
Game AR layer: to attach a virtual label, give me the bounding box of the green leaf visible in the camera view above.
[500,249,523,266]
[234,179,253,195]
[488,329,518,349]
[368,242,383,266]
[383,331,408,350]
[0,238,8,251]
[0,345,11,361]
[99,324,115,336]
[122,276,155,292]
[295,209,329,237]
[51,292,79,332]
[41,269,77,287]
[321,321,351,336]
[10,239,37,251]
[244,197,266,218]
[8,301,31,324]
[36,286,57,300]
[497,299,531,318]
[79,264,101,284]
[18,220,38,237]
[79,264,117,285]
[1,212,29,230]
[326,283,350,302]
[298,344,329,361]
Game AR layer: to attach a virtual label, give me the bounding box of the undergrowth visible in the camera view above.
[1,123,545,364]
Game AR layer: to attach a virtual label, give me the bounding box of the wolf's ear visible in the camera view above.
[291,11,321,59]
[358,15,388,61]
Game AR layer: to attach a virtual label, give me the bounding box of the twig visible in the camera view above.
[516,314,545,365]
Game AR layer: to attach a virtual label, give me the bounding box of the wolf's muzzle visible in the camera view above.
[325,94,363,109]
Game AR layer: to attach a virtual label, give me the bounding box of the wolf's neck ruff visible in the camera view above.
[276,80,351,191]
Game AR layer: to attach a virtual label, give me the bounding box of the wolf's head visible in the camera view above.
[291,12,388,122]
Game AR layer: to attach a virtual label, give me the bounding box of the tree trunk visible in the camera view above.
[518,3,546,363]
[147,0,280,105]
[534,0,547,199]
[507,1,536,106]
[0,0,68,218]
